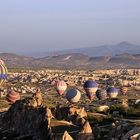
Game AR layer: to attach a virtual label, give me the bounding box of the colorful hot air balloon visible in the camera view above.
[56,80,67,95]
[6,90,20,104]
[106,87,118,98]
[84,80,98,100]
[0,59,8,87]
[120,86,128,95]
[66,89,81,103]
[0,59,5,65]
[96,89,107,100]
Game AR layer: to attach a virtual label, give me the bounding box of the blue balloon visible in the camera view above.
[66,89,81,103]
[84,80,98,100]
[0,74,8,79]
[84,80,98,89]
[106,87,118,98]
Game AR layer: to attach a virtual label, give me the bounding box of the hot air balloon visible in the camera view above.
[56,80,67,95]
[106,78,116,87]
[66,89,81,103]
[6,90,20,104]
[0,59,5,65]
[0,59,8,87]
[84,80,98,100]
[120,86,128,95]
[106,87,118,98]
[96,89,107,100]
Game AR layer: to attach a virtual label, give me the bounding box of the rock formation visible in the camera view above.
[46,107,54,128]
[33,88,42,106]
[80,121,93,134]
[54,106,87,125]
[62,131,73,140]
[1,96,52,140]
[78,121,94,140]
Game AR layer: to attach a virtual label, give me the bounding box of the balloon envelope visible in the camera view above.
[96,89,107,100]
[6,90,20,104]
[106,78,115,86]
[120,86,128,95]
[86,92,95,101]
[0,59,5,65]
[84,80,98,100]
[84,80,98,89]
[56,80,67,95]
[106,87,118,98]
[66,89,81,103]
[0,59,8,87]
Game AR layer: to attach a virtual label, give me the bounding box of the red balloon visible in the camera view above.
[56,81,67,95]
[120,86,128,95]
[86,93,95,101]
[6,90,20,104]
[0,59,5,65]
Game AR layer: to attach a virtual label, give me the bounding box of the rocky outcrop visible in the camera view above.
[1,97,52,140]
[121,127,140,140]
[46,107,54,128]
[109,122,140,140]
[78,121,94,140]
[54,106,87,119]
[62,131,73,140]
[80,121,93,134]
[54,105,70,120]
[54,106,87,126]
[33,88,43,106]
[68,107,87,119]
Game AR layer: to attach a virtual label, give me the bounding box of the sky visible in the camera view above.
[0,0,140,54]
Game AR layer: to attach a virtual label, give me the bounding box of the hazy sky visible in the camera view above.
[0,0,140,53]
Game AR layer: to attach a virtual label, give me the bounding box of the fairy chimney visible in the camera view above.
[33,88,42,106]
[80,121,93,134]
[78,121,94,140]
[62,131,73,140]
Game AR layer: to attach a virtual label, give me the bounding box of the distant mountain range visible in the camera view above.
[1,52,140,69]
[15,41,140,58]
[54,41,140,57]
[1,41,140,69]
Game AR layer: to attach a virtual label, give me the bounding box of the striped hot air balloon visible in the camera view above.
[6,90,20,104]
[96,89,107,100]
[84,80,98,100]
[0,59,8,87]
[106,87,118,99]
[0,59,5,65]
[120,86,128,95]
[56,80,67,95]
[66,89,81,103]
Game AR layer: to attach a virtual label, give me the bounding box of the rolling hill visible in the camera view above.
[1,52,140,69]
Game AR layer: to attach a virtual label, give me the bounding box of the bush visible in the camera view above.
[109,104,126,115]
[127,107,140,117]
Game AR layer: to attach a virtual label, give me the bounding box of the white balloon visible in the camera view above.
[66,89,81,103]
